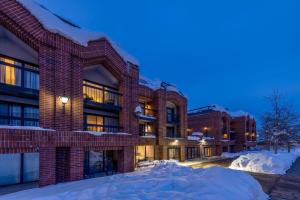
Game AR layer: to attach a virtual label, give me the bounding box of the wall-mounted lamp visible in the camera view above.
[59,96,69,104]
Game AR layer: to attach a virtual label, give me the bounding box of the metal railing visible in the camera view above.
[83,80,121,107]
[141,107,156,116]
[139,131,156,137]
[85,124,122,133]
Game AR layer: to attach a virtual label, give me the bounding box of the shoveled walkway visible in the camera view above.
[251,158,300,200]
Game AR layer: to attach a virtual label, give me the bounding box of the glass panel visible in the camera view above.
[23,153,39,182]
[87,115,97,125]
[168,148,179,160]
[10,119,21,126]
[10,105,21,117]
[135,146,146,162]
[24,107,39,119]
[0,103,8,116]
[0,154,21,186]
[89,151,104,174]
[24,120,39,127]
[145,146,154,161]
[0,118,9,125]
[24,71,39,90]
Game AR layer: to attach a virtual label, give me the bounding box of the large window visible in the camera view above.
[84,114,120,132]
[83,80,120,106]
[0,102,39,126]
[135,145,155,163]
[0,55,39,90]
[166,107,176,123]
[186,147,200,160]
[84,151,118,178]
[0,153,39,186]
[168,148,180,160]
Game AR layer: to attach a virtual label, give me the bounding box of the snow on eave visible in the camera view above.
[188,104,254,119]
[16,0,139,66]
[75,131,131,136]
[0,125,55,131]
[139,75,186,97]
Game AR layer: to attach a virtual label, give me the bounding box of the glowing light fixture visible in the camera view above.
[59,96,69,104]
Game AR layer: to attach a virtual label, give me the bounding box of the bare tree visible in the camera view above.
[261,90,300,153]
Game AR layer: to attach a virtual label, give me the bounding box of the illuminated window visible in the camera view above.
[0,56,38,89]
[85,114,119,132]
[135,145,155,163]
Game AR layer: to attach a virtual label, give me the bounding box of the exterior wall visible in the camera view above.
[0,0,139,187]
[231,116,257,151]
[188,110,257,154]
[137,85,192,162]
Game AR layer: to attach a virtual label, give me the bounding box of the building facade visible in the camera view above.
[188,105,257,157]
[0,0,195,187]
[135,80,199,164]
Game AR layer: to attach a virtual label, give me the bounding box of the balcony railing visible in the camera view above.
[139,131,156,137]
[83,80,121,107]
[167,116,180,124]
[84,124,122,133]
[141,107,156,117]
[166,131,181,138]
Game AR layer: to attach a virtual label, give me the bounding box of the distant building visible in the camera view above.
[188,105,257,156]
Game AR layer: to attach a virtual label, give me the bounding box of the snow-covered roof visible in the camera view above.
[16,0,139,65]
[139,75,185,96]
[189,104,254,119]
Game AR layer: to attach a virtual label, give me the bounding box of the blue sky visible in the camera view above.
[38,0,300,120]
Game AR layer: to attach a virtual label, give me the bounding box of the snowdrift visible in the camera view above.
[0,162,267,200]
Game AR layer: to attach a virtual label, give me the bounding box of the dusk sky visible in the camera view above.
[38,0,300,121]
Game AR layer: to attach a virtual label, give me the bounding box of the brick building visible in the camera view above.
[135,78,200,164]
[188,105,257,157]
[0,0,196,187]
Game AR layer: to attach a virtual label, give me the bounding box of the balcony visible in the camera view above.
[83,80,122,111]
[139,131,156,138]
[138,107,156,122]
[166,116,180,124]
[84,124,122,133]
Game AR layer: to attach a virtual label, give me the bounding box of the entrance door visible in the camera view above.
[168,148,180,160]
[56,147,70,183]
[204,147,212,157]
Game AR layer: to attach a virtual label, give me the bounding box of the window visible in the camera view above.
[83,80,120,106]
[85,114,119,132]
[0,153,39,186]
[135,145,155,163]
[168,148,180,160]
[186,147,200,160]
[204,147,213,157]
[84,151,118,177]
[0,55,39,90]
[167,126,179,138]
[166,107,175,123]
[0,102,39,126]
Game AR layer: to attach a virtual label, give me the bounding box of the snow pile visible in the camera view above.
[0,162,268,200]
[137,160,178,169]
[221,151,253,158]
[16,0,138,65]
[229,150,300,174]
[230,110,254,119]
[139,75,184,96]
[187,135,200,141]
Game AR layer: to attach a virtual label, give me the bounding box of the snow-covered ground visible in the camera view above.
[0,162,268,200]
[229,148,300,174]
